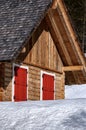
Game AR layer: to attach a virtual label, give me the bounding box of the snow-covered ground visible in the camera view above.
[65,84,86,99]
[0,84,86,130]
[0,99,86,130]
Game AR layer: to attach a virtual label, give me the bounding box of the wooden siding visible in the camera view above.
[1,62,64,101]
[0,63,5,101]
[27,64,64,100]
[1,63,12,101]
[45,0,86,84]
[0,63,4,88]
[28,65,40,100]
[17,19,64,100]
[17,19,63,72]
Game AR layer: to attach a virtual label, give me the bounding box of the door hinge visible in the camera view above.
[42,74,44,78]
[14,81,16,84]
[13,95,15,99]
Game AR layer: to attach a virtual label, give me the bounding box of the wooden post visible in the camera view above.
[57,0,86,66]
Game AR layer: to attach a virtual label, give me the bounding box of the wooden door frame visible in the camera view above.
[12,63,28,102]
[40,71,55,100]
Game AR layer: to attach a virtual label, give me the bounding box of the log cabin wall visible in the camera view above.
[28,65,40,100]
[2,63,12,101]
[27,64,64,100]
[2,63,64,101]
[0,63,5,101]
[0,63,4,88]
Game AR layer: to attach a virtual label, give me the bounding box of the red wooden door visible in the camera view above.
[42,74,54,100]
[14,66,27,101]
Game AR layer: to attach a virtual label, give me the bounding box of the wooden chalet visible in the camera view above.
[0,0,86,101]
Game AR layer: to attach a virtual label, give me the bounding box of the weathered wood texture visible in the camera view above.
[27,64,64,100]
[55,72,65,99]
[1,62,64,101]
[45,0,86,84]
[1,63,12,101]
[65,70,86,85]
[0,87,3,101]
[16,19,64,100]
[0,63,5,101]
[62,66,84,72]
[0,63,4,88]
[28,65,40,100]
[17,19,63,72]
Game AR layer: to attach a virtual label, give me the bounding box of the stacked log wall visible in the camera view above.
[28,64,64,100]
[2,63,12,101]
[1,62,64,101]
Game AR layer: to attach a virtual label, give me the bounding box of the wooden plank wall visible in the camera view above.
[16,19,64,100]
[0,63,4,86]
[0,63,5,101]
[28,65,40,100]
[18,19,63,72]
[2,63,12,101]
[0,62,64,101]
[28,64,64,100]
[55,72,65,99]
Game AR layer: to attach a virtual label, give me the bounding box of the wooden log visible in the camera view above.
[47,10,73,65]
[28,85,40,91]
[62,65,83,71]
[51,0,58,9]
[28,95,40,100]
[29,87,40,91]
[57,0,86,66]
[28,90,40,97]
[29,74,40,80]
[0,88,3,101]
[5,63,12,68]
[23,62,63,74]
[29,80,40,86]
[29,78,40,84]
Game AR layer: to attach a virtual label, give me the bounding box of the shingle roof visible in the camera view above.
[0,0,52,61]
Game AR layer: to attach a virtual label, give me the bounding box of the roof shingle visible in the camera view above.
[0,0,52,61]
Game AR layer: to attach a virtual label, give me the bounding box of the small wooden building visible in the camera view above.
[0,0,86,101]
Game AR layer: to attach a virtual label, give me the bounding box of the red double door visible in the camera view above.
[14,66,27,102]
[14,66,54,101]
[42,73,54,100]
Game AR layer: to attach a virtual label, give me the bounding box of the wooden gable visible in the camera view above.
[16,0,86,85]
[45,0,86,84]
[15,0,86,85]
[17,19,63,73]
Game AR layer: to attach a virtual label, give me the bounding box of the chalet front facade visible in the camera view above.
[0,0,86,101]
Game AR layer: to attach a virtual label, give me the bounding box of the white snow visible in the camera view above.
[65,84,86,99]
[0,84,86,130]
[0,99,86,130]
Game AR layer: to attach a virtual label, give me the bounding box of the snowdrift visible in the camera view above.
[0,99,86,130]
[0,84,86,130]
[65,84,86,99]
